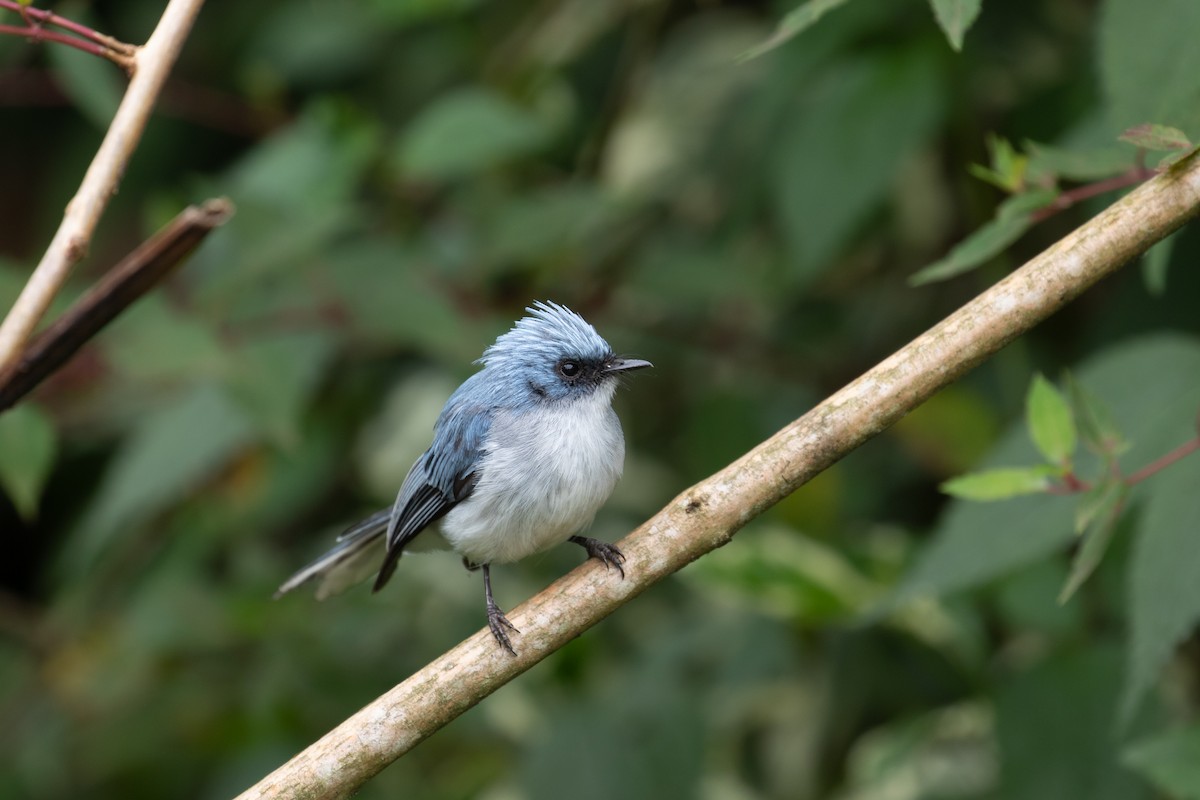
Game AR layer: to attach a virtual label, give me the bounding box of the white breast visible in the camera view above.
[441,385,625,565]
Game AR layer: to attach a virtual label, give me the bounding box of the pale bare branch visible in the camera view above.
[0,0,208,375]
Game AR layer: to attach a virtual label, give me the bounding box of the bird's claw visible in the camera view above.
[486,601,518,655]
[570,536,626,579]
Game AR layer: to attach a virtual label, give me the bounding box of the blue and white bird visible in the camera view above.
[276,301,651,653]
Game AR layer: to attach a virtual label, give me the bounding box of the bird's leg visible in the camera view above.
[482,564,518,655]
[569,535,626,579]
[462,557,481,572]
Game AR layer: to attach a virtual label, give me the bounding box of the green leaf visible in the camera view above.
[1024,139,1133,182]
[45,21,124,129]
[396,87,554,180]
[1118,123,1193,152]
[997,187,1061,219]
[1123,725,1200,799]
[885,335,1200,611]
[322,238,478,361]
[1099,0,1200,133]
[686,524,880,623]
[774,46,944,286]
[100,297,229,383]
[1123,448,1200,723]
[0,404,57,520]
[1059,483,1125,603]
[929,0,981,51]
[996,646,1149,800]
[940,466,1055,501]
[1026,374,1076,465]
[1065,373,1126,456]
[967,135,1028,192]
[223,331,338,448]
[1074,480,1121,535]
[65,386,255,577]
[908,189,1057,285]
[742,0,856,60]
[1141,230,1177,296]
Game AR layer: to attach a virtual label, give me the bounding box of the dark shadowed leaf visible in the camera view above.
[1141,231,1177,295]
[1123,725,1200,799]
[1025,139,1132,181]
[65,387,255,577]
[742,0,856,60]
[396,87,555,179]
[224,331,338,448]
[0,403,57,520]
[1065,372,1127,457]
[774,46,944,285]
[885,336,1200,611]
[1059,482,1125,603]
[100,297,229,383]
[909,188,1057,285]
[996,647,1151,800]
[1123,451,1200,723]
[1099,0,1200,132]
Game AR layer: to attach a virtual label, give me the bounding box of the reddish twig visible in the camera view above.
[0,23,131,68]
[1126,436,1200,485]
[0,0,209,376]
[1031,166,1157,223]
[0,0,134,52]
[0,1,136,71]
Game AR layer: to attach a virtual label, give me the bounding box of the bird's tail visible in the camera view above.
[274,509,390,600]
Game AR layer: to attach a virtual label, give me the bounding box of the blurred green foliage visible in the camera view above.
[2,0,1200,798]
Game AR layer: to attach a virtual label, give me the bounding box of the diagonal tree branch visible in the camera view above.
[0,198,233,412]
[0,0,208,377]
[236,152,1200,800]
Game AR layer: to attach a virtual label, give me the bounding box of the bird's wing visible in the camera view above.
[373,389,495,590]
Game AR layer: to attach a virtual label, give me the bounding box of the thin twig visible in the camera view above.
[0,23,133,69]
[1126,436,1200,485]
[0,0,134,52]
[1031,166,1156,223]
[0,0,208,377]
[0,199,234,412]
[235,153,1200,800]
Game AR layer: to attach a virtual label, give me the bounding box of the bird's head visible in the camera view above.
[479,301,651,404]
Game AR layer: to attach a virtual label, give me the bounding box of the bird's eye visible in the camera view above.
[558,360,580,378]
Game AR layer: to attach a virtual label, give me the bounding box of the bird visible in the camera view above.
[275,301,651,654]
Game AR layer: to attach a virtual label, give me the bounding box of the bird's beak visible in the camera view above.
[604,357,653,374]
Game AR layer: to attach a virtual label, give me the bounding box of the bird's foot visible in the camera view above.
[486,601,518,656]
[569,536,626,579]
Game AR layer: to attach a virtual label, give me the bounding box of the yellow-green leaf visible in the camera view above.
[1026,374,1076,465]
[940,466,1056,501]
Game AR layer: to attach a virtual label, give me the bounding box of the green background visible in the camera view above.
[2,0,1200,797]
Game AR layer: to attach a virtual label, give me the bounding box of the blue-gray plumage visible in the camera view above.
[276,301,651,653]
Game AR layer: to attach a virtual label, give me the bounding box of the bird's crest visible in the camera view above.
[478,301,612,366]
